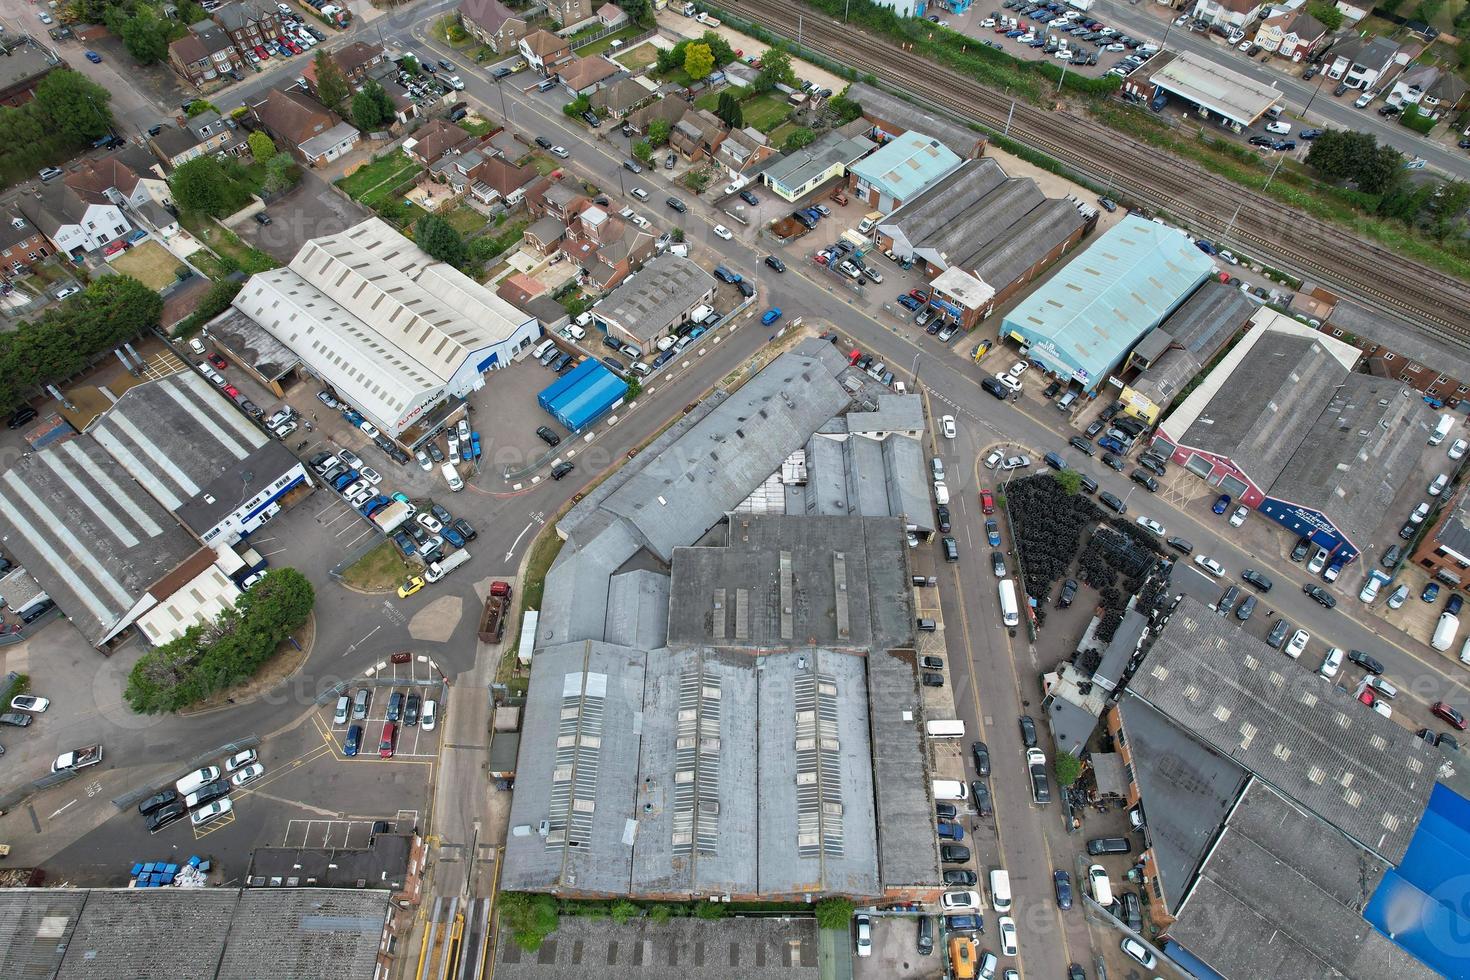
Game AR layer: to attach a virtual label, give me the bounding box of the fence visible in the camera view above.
[566,24,656,53]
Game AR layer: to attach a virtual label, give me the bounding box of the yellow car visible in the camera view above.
[397,576,424,599]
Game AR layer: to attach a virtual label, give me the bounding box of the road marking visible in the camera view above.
[343,624,383,657]
[48,799,77,819]
[504,520,537,562]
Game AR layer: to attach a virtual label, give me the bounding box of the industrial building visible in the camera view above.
[1141,51,1285,129]
[1102,595,1462,980]
[847,129,961,213]
[1411,480,1470,589]
[1118,280,1256,423]
[590,251,717,348]
[876,158,1089,329]
[1000,214,1213,390]
[1154,310,1436,563]
[757,130,874,203]
[232,217,540,444]
[845,82,988,161]
[503,343,941,902]
[536,359,628,431]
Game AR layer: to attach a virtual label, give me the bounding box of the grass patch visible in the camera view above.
[527,153,559,175]
[108,241,182,291]
[576,24,645,57]
[341,540,414,592]
[444,204,489,237]
[499,529,566,681]
[655,66,696,87]
[461,116,497,137]
[767,120,799,146]
[738,93,791,133]
[187,220,277,276]
[337,154,421,202]
[615,42,659,72]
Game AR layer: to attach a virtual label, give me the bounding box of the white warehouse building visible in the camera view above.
[232,217,541,441]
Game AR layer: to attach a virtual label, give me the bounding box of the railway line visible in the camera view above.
[719,0,1470,342]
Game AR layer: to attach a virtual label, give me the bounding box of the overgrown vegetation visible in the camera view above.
[1054,752,1082,786]
[814,897,855,929]
[124,569,315,713]
[171,279,243,337]
[0,70,115,188]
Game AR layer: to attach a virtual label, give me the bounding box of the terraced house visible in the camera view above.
[168,19,245,87]
[212,0,283,63]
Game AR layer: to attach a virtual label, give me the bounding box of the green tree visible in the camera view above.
[499,893,559,952]
[351,79,396,132]
[170,156,229,215]
[693,901,727,920]
[262,153,300,195]
[715,91,743,128]
[1055,752,1083,786]
[415,213,467,267]
[1430,181,1470,240]
[34,70,113,143]
[1306,0,1343,30]
[313,50,350,109]
[648,904,674,924]
[647,117,671,146]
[782,126,816,151]
[563,94,592,119]
[401,54,420,75]
[698,30,734,65]
[1358,144,1405,195]
[619,0,651,24]
[174,279,243,337]
[248,131,277,163]
[814,897,856,929]
[81,275,164,337]
[632,138,653,164]
[755,47,795,91]
[610,900,640,924]
[119,10,169,64]
[1053,469,1082,495]
[184,99,219,117]
[683,42,714,81]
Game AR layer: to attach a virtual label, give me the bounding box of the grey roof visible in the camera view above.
[1157,280,1257,356]
[666,514,913,651]
[537,509,643,647]
[603,567,669,648]
[490,730,521,772]
[1131,326,1174,365]
[0,435,199,645]
[879,158,1009,261]
[0,40,59,91]
[967,196,1085,288]
[0,888,86,979]
[89,370,290,534]
[525,213,564,245]
[57,888,238,979]
[206,307,302,382]
[215,889,390,980]
[1117,696,1248,911]
[1131,596,1436,862]
[246,832,413,889]
[1170,781,1439,980]
[845,393,924,434]
[1267,374,1434,542]
[23,180,88,237]
[601,347,852,562]
[867,648,942,888]
[1329,298,1470,381]
[845,82,984,159]
[761,132,874,192]
[800,433,932,533]
[1046,685,1101,758]
[593,252,717,341]
[493,915,821,979]
[298,121,360,159]
[1427,482,1470,564]
[1094,604,1148,692]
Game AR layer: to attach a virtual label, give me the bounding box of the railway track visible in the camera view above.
[719,0,1470,341]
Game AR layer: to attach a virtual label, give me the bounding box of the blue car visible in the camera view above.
[344,724,362,757]
[441,525,465,548]
[1006,28,1024,37]
[1098,435,1126,454]
[1212,493,1231,515]
[393,530,416,556]
[360,494,390,517]
[986,519,1001,547]
[470,432,481,459]
[937,821,965,841]
[1424,582,1441,602]
[898,294,922,310]
[761,307,782,325]
[1195,239,1217,255]
[342,408,364,426]
[689,325,708,340]
[85,50,102,63]
[332,469,359,491]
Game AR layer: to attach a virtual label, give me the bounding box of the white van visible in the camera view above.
[442,462,464,492]
[1433,612,1460,652]
[925,720,966,739]
[1459,635,1470,666]
[176,765,222,796]
[989,869,1011,913]
[934,481,950,506]
[1087,864,1113,905]
[998,579,1020,627]
[1431,413,1454,446]
[932,779,969,802]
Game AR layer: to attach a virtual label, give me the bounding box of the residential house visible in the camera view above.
[0,38,65,109]
[212,0,282,63]
[546,0,592,29]
[669,108,727,161]
[459,0,529,54]
[1253,8,1325,60]
[526,173,590,223]
[250,88,360,167]
[430,149,536,207]
[1191,0,1265,29]
[590,77,650,118]
[758,130,875,202]
[1390,64,1468,118]
[567,205,653,291]
[148,110,250,168]
[556,55,621,96]
[519,30,573,75]
[303,41,384,95]
[21,181,131,258]
[66,149,173,212]
[404,119,472,167]
[596,2,628,27]
[1326,34,1400,89]
[626,94,687,134]
[523,214,566,255]
[168,19,246,87]
[715,126,776,179]
[0,213,51,280]
[496,272,568,327]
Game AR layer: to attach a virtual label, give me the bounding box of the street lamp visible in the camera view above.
[1301,72,1326,117]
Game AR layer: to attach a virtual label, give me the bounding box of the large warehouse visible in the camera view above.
[1143,51,1284,129]
[1000,214,1213,390]
[591,252,717,348]
[1154,310,1435,563]
[232,217,539,443]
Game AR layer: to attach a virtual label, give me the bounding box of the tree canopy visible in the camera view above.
[247,131,277,163]
[415,213,467,267]
[647,118,671,146]
[351,79,396,132]
[683,42,714,81]
[35,70,114,143]
[170,156,230,215]
[117,9,170,65]
[1305,129,1403,195]
[756,48,795,91]
[715,91,744,128]
[782,126,816,151]
[313,51,350,109]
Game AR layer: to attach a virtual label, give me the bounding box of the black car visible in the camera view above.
[1020,715,1037,748]
[1235,593,1257,621]
[1068,966,1086,980]
[1099,491,1126,514]
[550,461,575,480]
[1044,451,1068,471]
[736,280,755,298]
[1054,869,1073,910]
[739,189,759,206]
[582,110,601,127]
[452,517,476,541]
[1130,470,1158,493]
[665,197,687,212]
[1303,583,1336,608]
[387,691,404,722]
[1167,536,1193,554]
[1349,649,1384,674]
[940,844,971,863]
[972,741,990,776]
[765,255,786,272]
[253,212,272,225]
[1121,891,1143,932]
[1291,536,1311,562]
[922,672,944,687]
[992,551,1006,576]
[1058,578,1078,608]
[404,693,421,726]
[1266,618,1291,649]
[138,788,179,815]
[187,779,230,808]
[534,136,552,149]
[945,913,983,932]
[0,711,30,727]
[1101,452,1125,472]
[147,801,188,832]
[1217,585,1240,617]
[7,405,37,429]
[972,781,993,818]
[944,869,978,886]
[1069,436,1094,456]
[1241,568,1272,592]
[1137,455,1166,477]
[1043,380,1062,399]
[982,376,1008,399]
[936,802,958,819]
[936,503,951,533]
[536,425,561,447]
[1086,418,1106,438]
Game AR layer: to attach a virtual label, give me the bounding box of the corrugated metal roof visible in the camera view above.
[849,130,961,203]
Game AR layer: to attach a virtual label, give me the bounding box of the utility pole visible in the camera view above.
[1004,97,1016,136]
[1262,150,1286,192]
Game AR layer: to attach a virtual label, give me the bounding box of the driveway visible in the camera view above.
[236,170,374,263]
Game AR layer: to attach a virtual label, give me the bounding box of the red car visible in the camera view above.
[379,721,398,758]
[1433,702,1467,730]
[102,240,126,256]
[286,40,302,54]
[254,44,269,59]
[223,384,240,399]
[1358,688,1376,707]
[208,353,228,370]
[849,349,862,365]
[909,288,929,303]
[980,489,994,514]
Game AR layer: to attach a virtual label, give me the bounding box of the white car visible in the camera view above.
[225,749,258,773]
[1120,937,1157,969]
[230,762,265,787]
[550,145,569,159]
[941,415,956,439]
[941,890,982,911]
[1285,629,1309,659]
[984,448,1004,469]
[1104,41,1125,52]
[359,466,383,486]
[994,373,1022,393]
[349,487,375,508]
[417,512,443,534]
[1450,438,1468,460]
[198,363,225,386]
[176,766,222,796]
[1236,38,1252,51]
[359,420,381,439]
[1136,516,1165,536]
[1373,700,1392,718]
[188,337,207,355]
[1265,120,1292,135]
[1229,505,1248,527]
[10,695,49,712]
[713,225,733,240]
[190,798,233,826]
[1001,454,1032,471]
[854,913,871,957]
[37,11,53,23]
[1193,555,1225,577]
[1307,547,1329,574]
[998,916,1017,957]
[338,449,362,468]
[422,699,438,731]
[1007,360,1027,379]
[416,450,432,471]
[1430,473,1449,496]
[342,480,368,500]
[447,433,460,463]
[333,695,350,725]
[1319,646,1343,679]
[273,419,298,440]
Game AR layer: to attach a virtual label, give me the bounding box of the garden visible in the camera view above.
[337,153,422,207]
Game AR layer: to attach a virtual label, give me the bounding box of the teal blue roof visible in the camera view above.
[1001,214,1215,389]
[849,130,961,203]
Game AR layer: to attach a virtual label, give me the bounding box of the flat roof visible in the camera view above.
[929,266,994,310]
[246,832,413,889]
[206,307,300,382]
[1131,596,1436,862]
[762,131,874,193]
[1329,298,1470,379]
[849,129,961,203]
[867,648,943,888]
[1148,50,1285,126]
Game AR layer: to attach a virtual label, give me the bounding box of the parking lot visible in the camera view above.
[932,0,1154,80]
[853,913,945,980]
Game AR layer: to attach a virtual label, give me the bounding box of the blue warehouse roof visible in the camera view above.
[1001,214,1214,389]
[849,130,961,203]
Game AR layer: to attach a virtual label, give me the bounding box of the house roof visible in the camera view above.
[472,155,536,196]
[1327,298,1470,385]
[64,156,142,203]
[460,0,520,33]
[314,41,382,78]
[169,32,211,66]
[405,118,469,164]
[212,0,273,32]
[23,181,90,236]
[760,131,875,192]
[555,55,620,91]
[525,214,565,245]
[188,19,237,56]
[596,1,624,18]
[628,95,687,131]
[299,121,360,160]
[1287,9,1326,39]
[252,88,338,147]
[593,251,717,344]
[849,129,961,203]
[522,29,569,56]
[591,76,648,112]
[0,212,40,251]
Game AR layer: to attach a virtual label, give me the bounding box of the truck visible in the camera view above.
[681,1,695,13]
[478,580,514,642]
[373,500,414,534]
[1064,0,1094,10]
[1433,612,1460,652]
[424,549,471,583]
[52,744,103,772]
[695,11,720,26]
